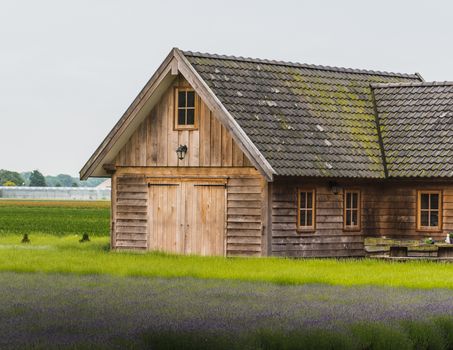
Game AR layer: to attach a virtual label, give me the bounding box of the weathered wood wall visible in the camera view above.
[362,182,453,240]
[271,179,453,257]
[227,176,266,256]
[113,174,148,250]
[115,76,251,168]
[110,75,265,256]
[271,180,364,257]
[112,167,266,256]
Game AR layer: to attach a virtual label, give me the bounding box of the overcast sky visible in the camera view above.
[1,0,452,177]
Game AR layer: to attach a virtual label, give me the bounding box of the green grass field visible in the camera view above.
[2,234,453,289]
[3,200,453,348]
[0,200,110,236]
[2,199,453,289]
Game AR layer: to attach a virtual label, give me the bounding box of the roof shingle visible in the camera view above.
[184,51,421,178]
[373,82,453,178]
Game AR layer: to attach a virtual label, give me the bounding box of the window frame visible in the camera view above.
[416,190,443,232]
[343,189,361,231]
[174,87,198,130]
[297,188,316,232]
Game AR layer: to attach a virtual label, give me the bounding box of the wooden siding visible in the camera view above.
[113,167,266,256]
[227,176,266,257]
[115,76,251,168]
[113,174,148,250]
[271,179,453,257]
[110,76,262,256]
[362,182,453,240]
[271,180,364,257]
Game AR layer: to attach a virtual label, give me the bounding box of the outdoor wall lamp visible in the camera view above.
[329,181,340,195]
[176,145,188,160]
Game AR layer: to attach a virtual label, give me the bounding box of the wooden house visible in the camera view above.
[81,48,453,257]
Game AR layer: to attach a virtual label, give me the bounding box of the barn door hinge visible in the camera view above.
[147,183,180,187]
[193,184,226,188]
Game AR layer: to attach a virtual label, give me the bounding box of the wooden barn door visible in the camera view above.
[148,179,226,256]
[148,182,183,254]
[184,181,226,256]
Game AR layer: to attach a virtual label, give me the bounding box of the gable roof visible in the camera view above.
[84,48,453,181]
[372,82,453,178]
[183,51,421,178]
[80,48,275,180]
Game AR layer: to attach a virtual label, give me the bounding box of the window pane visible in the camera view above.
[178,109,186,125]
[346,209,351,226]
[178,91,186,108]
[346,193,351,209]
[186,108,195,125]
[430,211,439,227]
[421,194,429,209]
[306,210,313,226]
[352,210,358,226]
[187,91,195,108]
[306,192,312,208]
[300,192,306,208]
[430,194,439,210]
[421,211,429,226]
[300,210,307,226]
[352,193,358,209]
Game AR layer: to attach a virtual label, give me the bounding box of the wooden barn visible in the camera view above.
[81,48,453,257]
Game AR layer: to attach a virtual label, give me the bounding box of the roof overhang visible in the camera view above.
[80,48,275,181]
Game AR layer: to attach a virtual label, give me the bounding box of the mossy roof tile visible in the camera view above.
[183,51,435,178]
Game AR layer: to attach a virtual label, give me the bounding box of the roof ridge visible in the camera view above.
[371,81,453,89]
[182,50,420,79]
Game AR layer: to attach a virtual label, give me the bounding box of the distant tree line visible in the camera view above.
[0,169,105,187]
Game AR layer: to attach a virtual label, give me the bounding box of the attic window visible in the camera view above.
[175,88,197,129]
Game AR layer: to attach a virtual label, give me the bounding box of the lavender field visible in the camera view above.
[2,272,453,349]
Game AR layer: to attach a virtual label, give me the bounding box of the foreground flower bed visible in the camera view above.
[2,272,453,349]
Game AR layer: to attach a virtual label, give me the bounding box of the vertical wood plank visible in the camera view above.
[210,113,222,166]
[133,126,140,165]
[167,88,178,166]
[189,129,200,166]
[157,93,168,165]
[139,121,147,166]
[222,128,233,167]
[200,104,211,166]
[232,142,244,166]
[150,107,158,166]
[145,113,152,166]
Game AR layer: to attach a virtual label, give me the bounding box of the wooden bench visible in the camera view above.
[438,246,453,258]
[389,246,408,257]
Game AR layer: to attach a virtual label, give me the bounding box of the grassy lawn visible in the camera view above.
[2,234,453,289]
[4,200,453,348]
[3,199,453,290]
